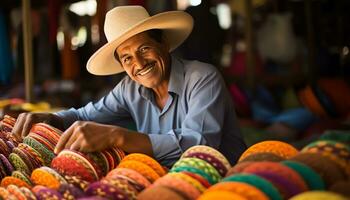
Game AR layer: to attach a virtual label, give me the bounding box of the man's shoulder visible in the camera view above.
[114,74,138,92]
[182,59,220,78]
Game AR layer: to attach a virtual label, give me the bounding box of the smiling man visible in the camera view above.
[11,6,246,167]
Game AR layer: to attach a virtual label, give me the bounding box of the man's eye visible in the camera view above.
[140,46,150,52]
[123,57,131,64]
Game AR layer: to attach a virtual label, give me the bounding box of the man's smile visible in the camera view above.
[136,62,156,76]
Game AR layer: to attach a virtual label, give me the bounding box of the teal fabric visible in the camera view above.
[0,11,14,85]
[223,173,282,200]
[170,165,215,185]
[282,160,325,190]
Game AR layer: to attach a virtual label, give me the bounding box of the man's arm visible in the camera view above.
[55,78,133,130]
[54,121,153,156]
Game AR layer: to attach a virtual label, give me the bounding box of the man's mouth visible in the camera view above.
[136,63,155,76]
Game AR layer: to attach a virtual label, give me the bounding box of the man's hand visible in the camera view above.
[54,121,154,157]
[54,121,124,154]
[12,112,63,141]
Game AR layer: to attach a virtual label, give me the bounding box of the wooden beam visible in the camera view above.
[22,0,34,102]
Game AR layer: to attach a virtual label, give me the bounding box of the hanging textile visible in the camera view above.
[91,0,108,46]
[128,0,146,7]
[48,0,62,44]
[36,10,55,81]
[60,32,80,80]
[0,11,14,85]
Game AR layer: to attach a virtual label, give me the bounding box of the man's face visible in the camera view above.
[116,32,170,89]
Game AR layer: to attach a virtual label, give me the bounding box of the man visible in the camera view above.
[12,6,246,167]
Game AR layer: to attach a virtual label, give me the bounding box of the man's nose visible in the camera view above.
[134,53,146,69]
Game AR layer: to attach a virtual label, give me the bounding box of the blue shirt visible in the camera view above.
[56,55,246,166]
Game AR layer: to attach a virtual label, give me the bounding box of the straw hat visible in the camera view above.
[87,6,194,75]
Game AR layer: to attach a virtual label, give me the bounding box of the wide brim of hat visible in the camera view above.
[87,11,193,76]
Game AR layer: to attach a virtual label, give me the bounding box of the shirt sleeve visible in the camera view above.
[149,67,229,166]
[55,80,131,129]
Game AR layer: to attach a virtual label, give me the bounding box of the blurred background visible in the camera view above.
[0,0,349,146]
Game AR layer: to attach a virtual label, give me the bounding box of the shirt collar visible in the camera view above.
[138,55,184,100]
[168,55,184,95]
